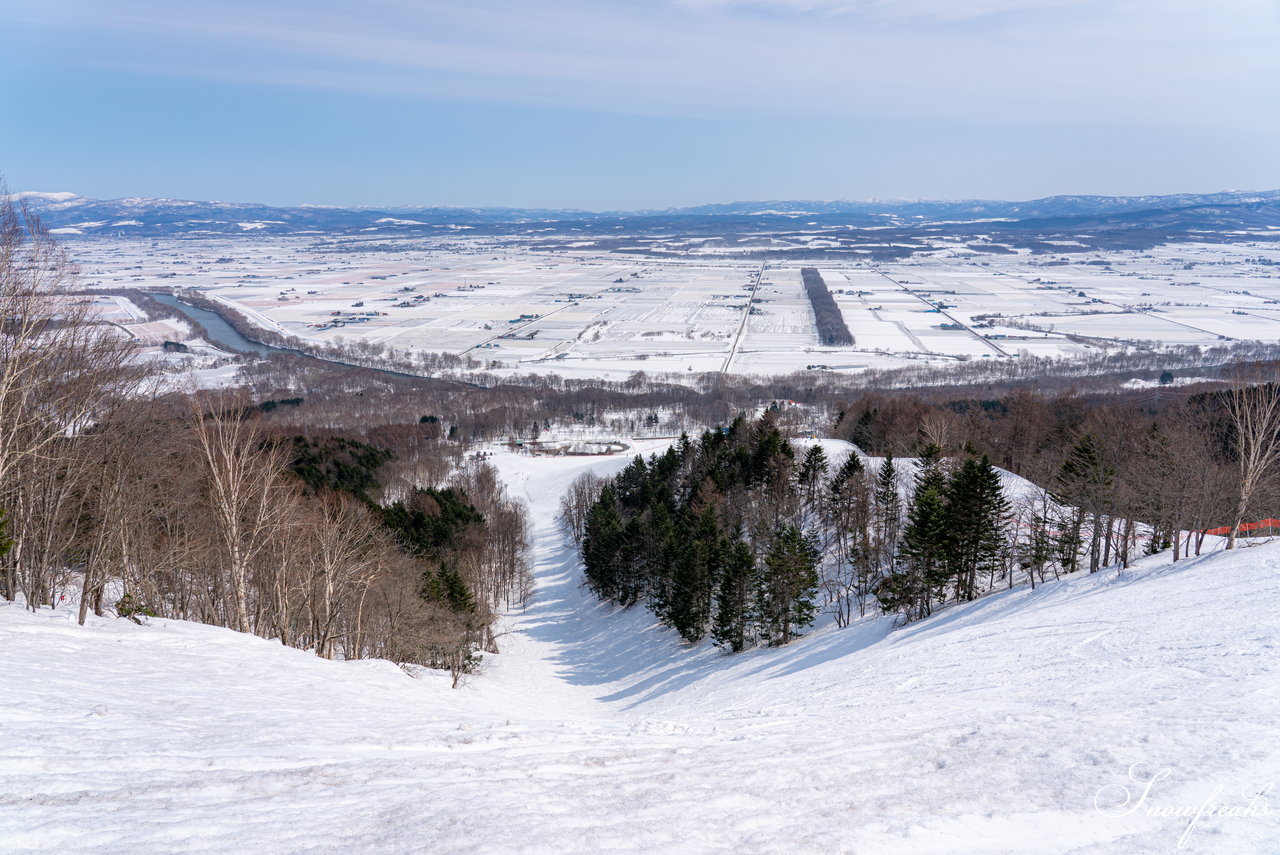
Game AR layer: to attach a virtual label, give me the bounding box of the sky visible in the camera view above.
[3,0,1279,209]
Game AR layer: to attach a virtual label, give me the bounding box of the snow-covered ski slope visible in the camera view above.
[3,440,1278,855]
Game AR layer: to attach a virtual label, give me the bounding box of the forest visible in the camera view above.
[0,198,530,684]
[569,371,1280,650]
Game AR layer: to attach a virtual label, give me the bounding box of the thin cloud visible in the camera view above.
[6,0,1279,129]
[671,0,1103,18]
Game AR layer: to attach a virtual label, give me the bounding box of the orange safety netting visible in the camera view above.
[1202,519,1280,536]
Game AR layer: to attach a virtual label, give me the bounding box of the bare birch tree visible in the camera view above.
[1224,366,1280,549]
[189,393,291,633]
[0,183,150,604]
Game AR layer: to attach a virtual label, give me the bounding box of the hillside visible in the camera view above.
[2,443,1278,854]
[12,189,1280,238]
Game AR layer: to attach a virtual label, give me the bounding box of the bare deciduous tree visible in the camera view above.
[559,471,606,546]
[189,393,291,633]
[1224,366,1280,549]
[0,183,151,604]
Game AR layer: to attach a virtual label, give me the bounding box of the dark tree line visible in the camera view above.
[878,449,1010,622]
[801,267,854,347]
[225,325,1280,472]
[577,414,821,651]
[576,367,1280,644]
[573,413,1020,646]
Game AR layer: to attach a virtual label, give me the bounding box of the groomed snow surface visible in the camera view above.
[3,441,1279,854]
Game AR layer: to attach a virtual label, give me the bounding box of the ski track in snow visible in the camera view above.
[2,439,1279,854]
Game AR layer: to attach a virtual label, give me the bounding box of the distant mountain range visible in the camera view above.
[10,189,1280,238]
[664,190,1280,220]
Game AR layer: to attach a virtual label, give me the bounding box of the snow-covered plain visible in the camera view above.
[3,443,1278,854]
[69,236,1280,381]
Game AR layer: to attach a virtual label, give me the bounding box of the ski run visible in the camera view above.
[2,439,1278,854]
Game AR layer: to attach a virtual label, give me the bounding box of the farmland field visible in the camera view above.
[72,235,1280,380]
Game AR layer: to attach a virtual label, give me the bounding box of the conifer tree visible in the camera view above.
[758,525,819,645]
[712,537,756,652]
[649,512,687,624]
[797,444,829,509]
[1053,433,1112,573]
[873,455,902,575]
[915,442,943,471]
[889,459,951,620]
[638,501,674,599]
[750,420,794,487]
[616,515,646,607]
[829,451,864,501]
[424,562,476,615]
[614,455,649,511]
[849,409,876,451]
[827,450,873,622]
[945,456,1010,600]
[582,485,623,600]
[1022,493,1056,587]
[665,506,721,641]
[676,431,692,459]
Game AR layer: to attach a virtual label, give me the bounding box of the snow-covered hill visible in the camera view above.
[2,442,1278,854]
[12,189,1280,237]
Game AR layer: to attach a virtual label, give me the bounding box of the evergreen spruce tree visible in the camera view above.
[665,506,721,642]
[915,442,943,472]
[849,409,876,451]
[614,455,649,510]
[1055,433,1107,499]
[424,562,476,614]
[649,512,686,624]
[874,569,917,619]
[676,431,692,458]
[582,485,624,601]
[1138,424,1173,556]
[1023,501,1055,586]
[1052,433,1112,573]
[825,450,873,623]
[892,459,951,620]
[758,525,820,645]
[616,516,646,607]
[638,501,674,604]
[829,451,864,502]
[750,421,794,487]
[873,455,902,570]
[828,452,867,539]
[1054,513,1084,575]
[944,456,1010,601]
[712,536,756,652]
[797,444,829,503]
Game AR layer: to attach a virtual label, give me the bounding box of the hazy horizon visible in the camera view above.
[4,0,1278,209]
[14,185,1280,215]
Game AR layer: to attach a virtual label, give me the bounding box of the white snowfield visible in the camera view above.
[2,442,1278,854]
[68,236,1280,381]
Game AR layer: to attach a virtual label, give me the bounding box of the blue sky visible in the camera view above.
[3,0,1278,209]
